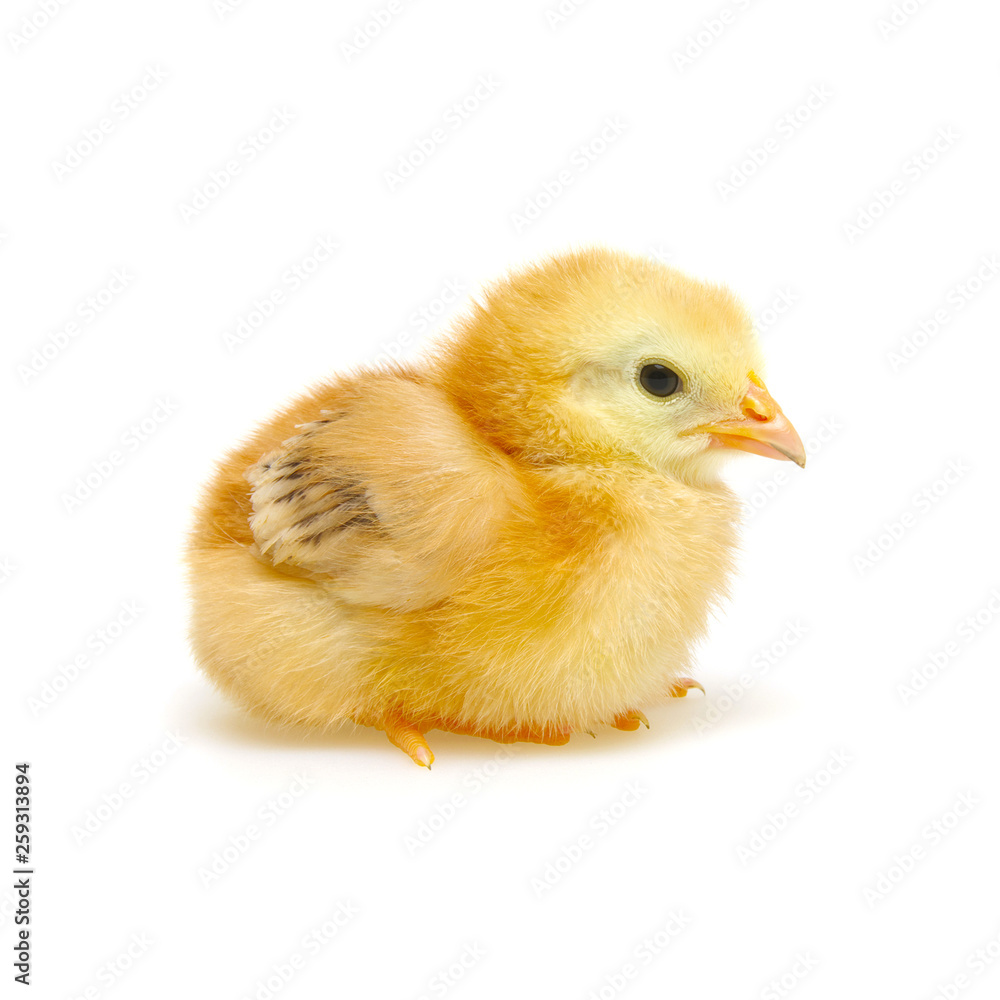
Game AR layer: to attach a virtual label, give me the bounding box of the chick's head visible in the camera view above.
[437,248,804,485]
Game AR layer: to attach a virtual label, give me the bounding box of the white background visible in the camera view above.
[4,0,1000,997]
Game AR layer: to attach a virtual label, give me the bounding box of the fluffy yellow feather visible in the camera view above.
[186,248,804,767]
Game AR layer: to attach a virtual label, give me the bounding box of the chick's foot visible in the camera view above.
[611,710,650,732]
[666,678,705,698]
[378,714,435,769]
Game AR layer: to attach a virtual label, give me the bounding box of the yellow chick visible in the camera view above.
[186,248,804,767]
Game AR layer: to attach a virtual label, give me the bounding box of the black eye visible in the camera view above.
[639,363,681,398]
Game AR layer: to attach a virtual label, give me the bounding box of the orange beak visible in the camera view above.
[687,373,806,467]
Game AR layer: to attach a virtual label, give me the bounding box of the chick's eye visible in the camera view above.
[638,363,681,398]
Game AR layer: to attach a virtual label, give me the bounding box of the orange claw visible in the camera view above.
[667,678,705,698]
[611,710,649,732]
[380,715,434,769]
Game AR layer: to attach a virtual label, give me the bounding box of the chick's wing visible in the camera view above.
[245,375,516,610]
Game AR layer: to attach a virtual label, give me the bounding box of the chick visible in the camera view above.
[186,248,804,767]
